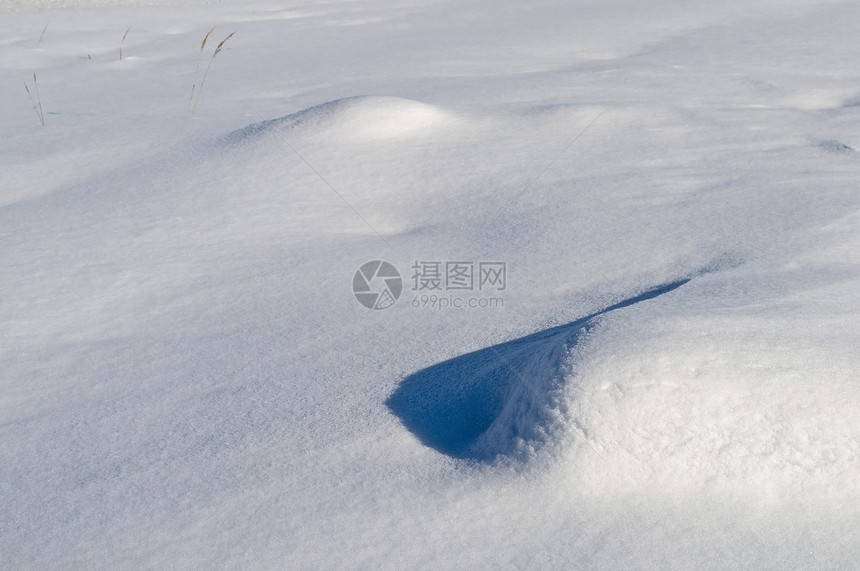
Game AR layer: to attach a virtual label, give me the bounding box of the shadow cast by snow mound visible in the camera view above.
[386,280,691,462]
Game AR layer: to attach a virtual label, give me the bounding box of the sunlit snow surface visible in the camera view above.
[1,0,859,568]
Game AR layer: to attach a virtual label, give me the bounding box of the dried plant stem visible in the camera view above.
[24,73,45,126]
[118,26,131,60]
[187,27,215,117]
[189,31,234,118]
[38,24,48,45]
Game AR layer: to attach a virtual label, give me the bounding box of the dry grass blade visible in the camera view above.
[24,73,45,126]
[189,31,235,118]
[119,26,131,60]
[212,32,235,57]
[187,27,216,117]
[38,24,48,45]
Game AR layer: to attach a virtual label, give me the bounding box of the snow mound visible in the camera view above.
[227,96,453,145]
[553,265,860,503]
[564,353,860,499]
[323,96,452,140]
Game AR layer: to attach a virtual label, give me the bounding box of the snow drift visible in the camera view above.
[387,279,691,460]
[3,0,860,568]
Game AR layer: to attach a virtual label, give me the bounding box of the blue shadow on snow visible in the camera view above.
[385,279,691,461]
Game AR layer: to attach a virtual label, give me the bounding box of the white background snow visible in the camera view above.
[1,0,859,568]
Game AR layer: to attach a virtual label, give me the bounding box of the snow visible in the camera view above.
[1,0,859,568]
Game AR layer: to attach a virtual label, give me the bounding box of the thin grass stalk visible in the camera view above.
[119,26,131,60]
[24,73,45,126]
[190,31,234,118]
[187,27,215,117]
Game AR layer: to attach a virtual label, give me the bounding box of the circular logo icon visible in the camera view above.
[353,260,402,310]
